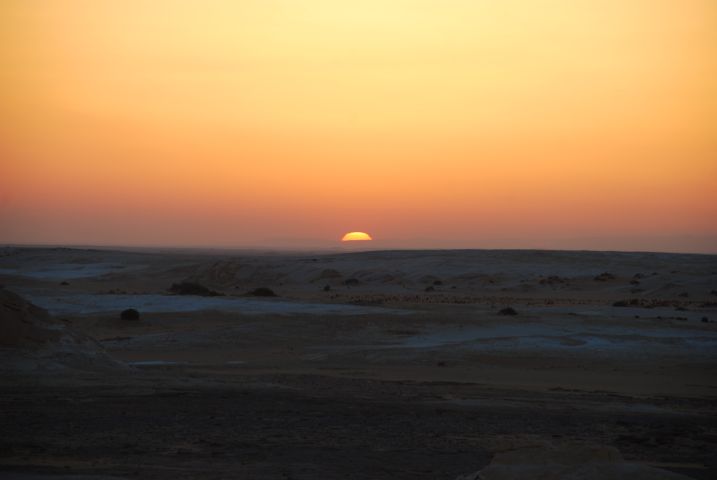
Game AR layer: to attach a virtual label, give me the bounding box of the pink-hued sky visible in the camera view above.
[1,1,716,252]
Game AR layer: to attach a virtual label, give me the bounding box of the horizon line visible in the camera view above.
[2,242,716,257]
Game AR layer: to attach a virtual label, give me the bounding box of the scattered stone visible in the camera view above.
[613,300,629,307]
[120,308,140,321]
[247,287,277,297]
[433,280,443,286]
[425,286,435,292]
[344,278,360,287]
[60,281,70,286]
[498,307,518,316]
[436,361,447,367]
[702,317,710,323]
[323,284,331,292]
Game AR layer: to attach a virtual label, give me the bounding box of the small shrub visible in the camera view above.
[498,307,517,316]
[344,278,360,287]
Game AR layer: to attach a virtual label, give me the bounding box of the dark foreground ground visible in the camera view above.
[1,373,716,479]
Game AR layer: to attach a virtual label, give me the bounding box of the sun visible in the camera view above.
[341,231,373,242]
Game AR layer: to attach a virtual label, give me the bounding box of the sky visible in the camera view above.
[1,0,716,252]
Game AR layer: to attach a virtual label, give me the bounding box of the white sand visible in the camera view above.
[21,292,410,317]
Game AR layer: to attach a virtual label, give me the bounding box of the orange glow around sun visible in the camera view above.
[0,1,715,252]
[342,232,373,242]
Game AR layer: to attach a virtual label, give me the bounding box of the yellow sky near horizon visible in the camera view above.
[1,0,716,250]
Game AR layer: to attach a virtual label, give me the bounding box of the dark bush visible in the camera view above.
[120,308,140,320]
[344,278,360,286]
[425,286,435,292]
[498,307,517,316]
[677,292,689,298]
[433,280,443,286]
[60,281,70,286]
[247,287,277,297]
[169,281,221,297]
[323,285,331,292]
[613,300,629,307]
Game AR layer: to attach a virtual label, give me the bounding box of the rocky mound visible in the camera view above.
[456,444,691,480]
[0,288,120,373]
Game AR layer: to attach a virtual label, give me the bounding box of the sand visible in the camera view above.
[1,246,715,479]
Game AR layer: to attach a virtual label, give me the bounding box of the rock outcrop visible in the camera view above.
[0,288,120,373]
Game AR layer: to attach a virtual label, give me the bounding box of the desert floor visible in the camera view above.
[1,247,716,479]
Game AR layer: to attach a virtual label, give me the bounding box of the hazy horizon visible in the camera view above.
[4,233,717,255]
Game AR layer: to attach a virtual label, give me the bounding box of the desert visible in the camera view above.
[1,246,715,479]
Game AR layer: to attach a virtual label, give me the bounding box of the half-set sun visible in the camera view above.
[341,232,373,242]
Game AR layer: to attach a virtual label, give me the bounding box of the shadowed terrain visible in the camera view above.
[1,247,716,479]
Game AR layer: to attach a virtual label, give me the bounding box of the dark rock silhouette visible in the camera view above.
[247,287,277,297]
[120,308,140,320]
[498,307,518,316]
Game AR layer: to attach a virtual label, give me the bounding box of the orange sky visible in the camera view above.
[1,1,716,252]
